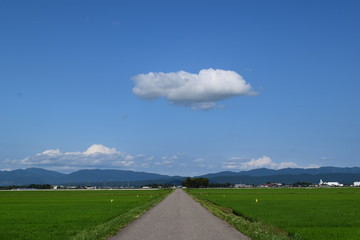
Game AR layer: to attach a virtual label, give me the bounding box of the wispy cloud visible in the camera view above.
[193,158,206,163]
[222,156,318,170]
[320,156,335,161]
[132,68,257,110]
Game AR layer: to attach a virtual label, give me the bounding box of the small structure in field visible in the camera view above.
[234,184,252,188]
[259,182,282,188]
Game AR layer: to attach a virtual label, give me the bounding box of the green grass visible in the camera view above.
[0,189,171,240]
[187,188,360,240]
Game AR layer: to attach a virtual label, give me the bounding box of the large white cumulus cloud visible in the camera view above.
[132,68,257,109]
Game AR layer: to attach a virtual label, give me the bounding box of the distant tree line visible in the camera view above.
[182,177,209,188]
[145,183,175,188]
[0,184,52,190]
[208,182,233,188]
[291,182,312,187]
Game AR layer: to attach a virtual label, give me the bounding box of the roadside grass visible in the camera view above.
[0,189,171,240]
[187,188,360,240]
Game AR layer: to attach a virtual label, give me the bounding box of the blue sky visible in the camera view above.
[1,0,359,176]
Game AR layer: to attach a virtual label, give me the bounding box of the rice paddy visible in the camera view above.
[187,188,360,240]
[0,189,171,240]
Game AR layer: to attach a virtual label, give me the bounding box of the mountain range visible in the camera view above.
[1,167,360,186]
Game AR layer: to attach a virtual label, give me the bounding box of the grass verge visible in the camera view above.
[187,191,295,240]
[71,190,172,240]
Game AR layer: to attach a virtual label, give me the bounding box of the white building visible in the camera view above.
[234,184,252,188]
[354,182,360,187]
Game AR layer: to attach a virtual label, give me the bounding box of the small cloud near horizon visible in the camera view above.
[222,156,319,170]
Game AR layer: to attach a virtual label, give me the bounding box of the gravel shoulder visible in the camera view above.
[108,189,250,240]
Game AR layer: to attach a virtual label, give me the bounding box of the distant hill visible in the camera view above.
[1,167,360,186]
[67,169,172,184]
[207,173,360,185]
[0,168,173,186]
[200,167,360,185]
[0,168,66,186]
[200,167,360,178]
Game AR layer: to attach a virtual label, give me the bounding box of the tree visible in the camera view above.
[292,182,312,187]
[181,177,209,188]
[182,177,192,187]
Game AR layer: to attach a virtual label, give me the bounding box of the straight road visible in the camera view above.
[108,189,250,240]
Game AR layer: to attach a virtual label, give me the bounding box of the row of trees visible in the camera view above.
[208,182,233,188]
[0,184,52,190]
[182,177,209,188]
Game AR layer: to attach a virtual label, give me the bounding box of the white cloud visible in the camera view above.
[155,154,183,165]
[37,149,61,156]
[132,68,257,110]
[145,156,155,161]
[140,163,149,167]
[5,144,135,172]
[188,102,219,110]
[159,160,173,165]
[193,158,206,163]
[275,161,301,169]
[320,156,335,161]
[113,160,134,167]
[83,144,117,155]
[161,155,178,161]
[222,156,315,170]
[155,160,173,166]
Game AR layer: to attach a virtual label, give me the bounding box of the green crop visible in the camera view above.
[188,188,360,240]
[0,189,171,240]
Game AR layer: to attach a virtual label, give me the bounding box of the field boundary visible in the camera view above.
[186,191,298,240]
[70,190,172,240]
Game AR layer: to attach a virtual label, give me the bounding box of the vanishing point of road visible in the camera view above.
[108,189,250,240]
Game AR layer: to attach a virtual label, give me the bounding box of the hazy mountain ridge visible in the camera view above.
[199,166,360,178]
[0,168,171,186]
[199,167,360,185]
[1,167,360,186]
[208,173,360,185]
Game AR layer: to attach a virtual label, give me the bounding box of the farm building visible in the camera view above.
[354,182,360,186]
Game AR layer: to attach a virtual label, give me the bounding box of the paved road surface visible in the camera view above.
[108,189,250,240]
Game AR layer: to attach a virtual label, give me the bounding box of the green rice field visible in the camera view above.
[0,189,171,240]
[187,188,360,240]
